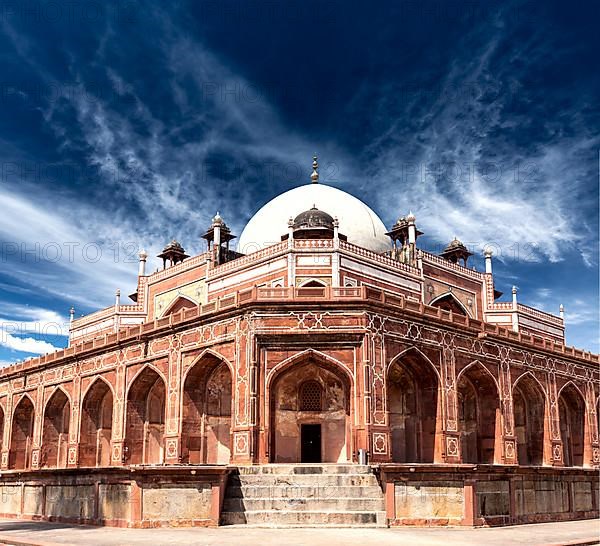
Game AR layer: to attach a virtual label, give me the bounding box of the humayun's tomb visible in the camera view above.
[0,158,597,528]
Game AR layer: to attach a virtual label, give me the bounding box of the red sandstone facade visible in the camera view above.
[0,175,598,527]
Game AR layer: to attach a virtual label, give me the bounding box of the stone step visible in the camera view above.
[223,496,385,512]
[220,509,387,527]
[226,484,384,498]
[235,464,370,475]
[229,473,379,487]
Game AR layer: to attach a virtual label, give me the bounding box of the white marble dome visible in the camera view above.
[237,183,390,254]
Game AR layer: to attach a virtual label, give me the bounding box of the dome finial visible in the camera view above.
[311,154,319,183]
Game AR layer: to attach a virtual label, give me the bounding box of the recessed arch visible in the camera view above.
[513,372,547,465]
[160,294,198,318]
[125,365,166,464]
[386,346,441,383]
[9,394,35,469]
[267,348,354,393]
[269,351,352,463]
[456,360,500,394]
[42,388,70,468]
[80,375,114,402]
[298,278,327,288]
[558,382,586,466]
[456,360,501,464]
[513,370,547,396]
[14,392,35,411]
[182,348,234,385]
[557,380,586,403]
[47,385,70,403]
[80,377,114,467]
[125,363,168,400]
[387,347,440,463]
[181,352,232,464]
[429,292,471,317]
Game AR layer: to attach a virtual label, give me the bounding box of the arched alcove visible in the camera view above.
[457,363,500,464]
[9,396,34,470]
[558,383,585,467]
[126,367,166,464]
[513,374,546,465]
[429,293,469,316]
[269,355,351,463]
[182,353,232,464]
[161,295,197,317]
[387,350,439,463]
[299,279,327,288]
[42,389,70,468]
[79,379,113,467]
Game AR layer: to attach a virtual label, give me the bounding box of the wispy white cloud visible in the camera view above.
[0,304,68,358]
[534,288,552,299]
[361,16,598,266]
[0,303,69,336]
[0,333,59,355]
[0,188,141,309]
[0,3,596,356]
[0,18,352,318]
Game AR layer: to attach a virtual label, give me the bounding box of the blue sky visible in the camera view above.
[0,0,598,363]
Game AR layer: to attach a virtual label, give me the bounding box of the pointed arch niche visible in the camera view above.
[558,383,586,467]
[268,352,351,463]
[79,379,113,467]
[126,367,166,464]
[181,353,233,464]
[456,362,501,464]
[9,395,34,470]
[42,389,70,468]
[429,292,470,316]
[387,349,440,463]
[513,373,547,465]
[161,295,197,318]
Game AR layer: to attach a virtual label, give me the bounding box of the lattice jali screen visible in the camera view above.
[300,381,322,411]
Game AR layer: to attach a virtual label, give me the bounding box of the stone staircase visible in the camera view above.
[220,464,387,527]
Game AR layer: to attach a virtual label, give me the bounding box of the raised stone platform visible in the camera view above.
[378,464,600,527]
[0,466,230,528]
[0,464,595,529]
[220,464,386,527]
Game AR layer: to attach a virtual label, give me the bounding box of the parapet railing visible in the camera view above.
[489,302,513,310]
[486,302,564,333]
[517,303,563,325]
[3,285,597,379]
[208,241,289,277]
[419,250,484,280]
[338,241,420,275]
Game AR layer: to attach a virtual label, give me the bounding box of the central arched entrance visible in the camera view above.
[269,353,351,463]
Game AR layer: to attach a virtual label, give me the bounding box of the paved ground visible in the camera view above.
[0,518,597,546]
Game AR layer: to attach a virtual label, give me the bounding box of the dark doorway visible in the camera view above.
[301,424,321,463]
